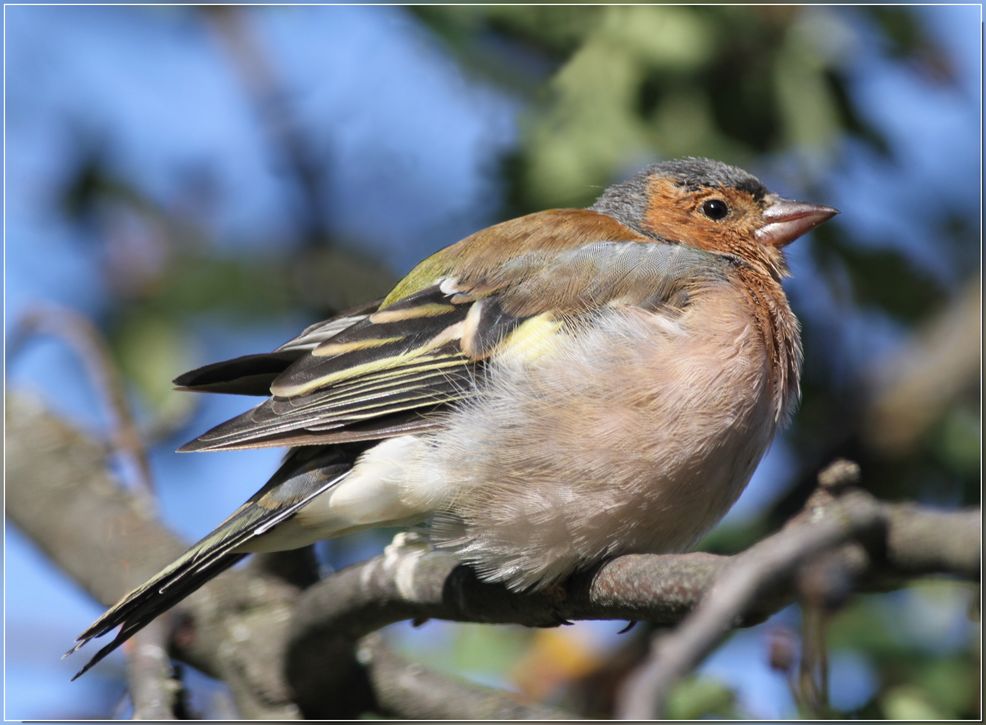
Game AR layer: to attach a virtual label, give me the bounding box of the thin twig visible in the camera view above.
[8,303,156,503]
[126,618,182,720]
[358,633,575,719]
[203,7,331,249]
[796,604,826,715]
[614,483,884,719]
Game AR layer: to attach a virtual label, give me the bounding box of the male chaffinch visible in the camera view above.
[69,157,836,678]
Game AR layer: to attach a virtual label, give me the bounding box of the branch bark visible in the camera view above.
[358,634,573,719]
[7,392,302,719]
[126,619,181,720]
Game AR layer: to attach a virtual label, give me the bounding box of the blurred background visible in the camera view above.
[5,5,980,719]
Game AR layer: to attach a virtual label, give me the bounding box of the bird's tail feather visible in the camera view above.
[68,446,356,680]
[67,549,247,680]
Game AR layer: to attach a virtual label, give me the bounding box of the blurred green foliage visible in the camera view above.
[415,6,913,211]
[665,675,740,719]
[827,582,979,718]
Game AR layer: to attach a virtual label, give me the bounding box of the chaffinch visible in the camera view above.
[69,157,837,678]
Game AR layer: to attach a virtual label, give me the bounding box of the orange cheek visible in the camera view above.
[641,178,764,254]
[643,205,727,252]
[642,179,701,244]
[644,207,693,243]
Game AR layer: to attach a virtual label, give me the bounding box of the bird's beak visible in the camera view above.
[756,196,839,248]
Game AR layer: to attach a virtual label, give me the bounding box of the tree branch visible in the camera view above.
[863,278,981,454]
[616,462,881,719]
[7,392,301,719]
[9,303,156,503]
[126,619,182,720]
[8,391,979,719]
[358,634,573,719]
[285,493,977,715]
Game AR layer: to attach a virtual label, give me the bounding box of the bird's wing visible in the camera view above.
[180,237,735,453]
[178,281,512,451]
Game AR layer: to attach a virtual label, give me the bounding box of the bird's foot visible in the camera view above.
[385,530,431,557]
[544,582,574,626]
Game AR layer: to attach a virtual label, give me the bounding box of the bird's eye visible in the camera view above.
[701,199,729,220]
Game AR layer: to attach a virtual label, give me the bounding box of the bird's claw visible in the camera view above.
[543,582,573,626]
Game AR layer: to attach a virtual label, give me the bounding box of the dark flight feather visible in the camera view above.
[173,350,305,395]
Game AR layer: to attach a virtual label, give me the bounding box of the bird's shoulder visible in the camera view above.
[381,209,649,307]
[384,208,737,317]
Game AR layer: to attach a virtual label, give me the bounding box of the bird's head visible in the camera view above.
[592,157,838,275]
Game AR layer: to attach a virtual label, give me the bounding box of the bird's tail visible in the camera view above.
[67,446,356,680]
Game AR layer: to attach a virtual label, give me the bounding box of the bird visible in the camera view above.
[67,157,837,679]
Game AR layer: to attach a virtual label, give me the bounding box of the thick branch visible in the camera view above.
[126,619,181,720]
[287,504,977,635]
[882,502,980,577]
[7,392,301,719]
[286,493,978,713]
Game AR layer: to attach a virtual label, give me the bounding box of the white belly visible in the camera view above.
[417,300,780,590]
